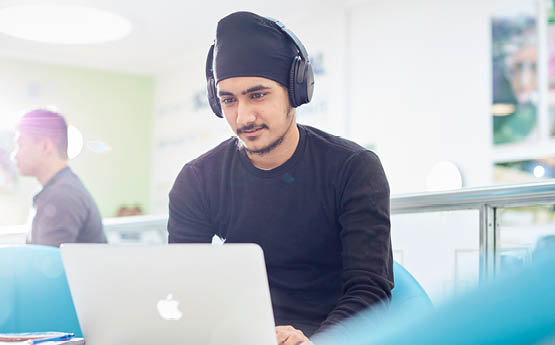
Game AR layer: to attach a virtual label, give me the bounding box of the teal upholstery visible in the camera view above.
[0,245,81,336]
[313,261,433,345]
[315,253,555,345]
[391,261,433,311]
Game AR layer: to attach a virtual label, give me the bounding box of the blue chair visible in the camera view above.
[313,261,433,345]
[391,261,433,311]
[0,245,81,336]
[316,253,555,345]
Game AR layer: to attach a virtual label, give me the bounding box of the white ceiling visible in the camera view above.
[0,0,344,75]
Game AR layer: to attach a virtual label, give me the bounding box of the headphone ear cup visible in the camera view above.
[205,44,223,118]
[288,56,313,108]
[207,77,222,118]
[288,57,300,108]
[296,60,308,106]
[304,62,314,104]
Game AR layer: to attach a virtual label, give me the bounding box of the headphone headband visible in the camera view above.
[267,18,309,63]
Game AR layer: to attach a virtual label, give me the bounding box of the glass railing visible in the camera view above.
[390,181,555,303]
[102,214,169,244]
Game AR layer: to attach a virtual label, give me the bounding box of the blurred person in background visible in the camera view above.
[14,109,106,247]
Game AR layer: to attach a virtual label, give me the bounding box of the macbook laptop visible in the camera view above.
[60,244,278,345]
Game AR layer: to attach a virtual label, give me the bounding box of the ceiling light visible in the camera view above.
[0,5,132,44]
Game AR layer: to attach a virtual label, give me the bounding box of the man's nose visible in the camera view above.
[236,101,257,127]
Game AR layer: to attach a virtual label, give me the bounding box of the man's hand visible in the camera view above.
[275,325,313,345]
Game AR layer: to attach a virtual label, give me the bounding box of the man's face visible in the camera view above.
[217,77,295,155]
[14,131,43,176]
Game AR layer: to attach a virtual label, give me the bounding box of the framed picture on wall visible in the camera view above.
[491,4,538,145]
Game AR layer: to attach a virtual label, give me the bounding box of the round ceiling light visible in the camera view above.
[0,5,132,44]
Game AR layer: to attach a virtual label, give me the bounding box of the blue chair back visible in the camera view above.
[316,254,555,345]
[0,245,81,335]
[391,261,433,311]
[312,261,433,345]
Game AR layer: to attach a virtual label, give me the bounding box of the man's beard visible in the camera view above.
[237,106,294,156]
[244,132,285,156]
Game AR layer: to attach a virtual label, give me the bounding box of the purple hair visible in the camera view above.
[18,109,68,159]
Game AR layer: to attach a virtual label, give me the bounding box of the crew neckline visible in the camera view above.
[238,124,307,178]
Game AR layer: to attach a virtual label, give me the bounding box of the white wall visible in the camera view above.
[347,0,504,193]
[150,49,230,214]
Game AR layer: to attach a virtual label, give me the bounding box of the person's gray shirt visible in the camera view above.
[27,167,106,247]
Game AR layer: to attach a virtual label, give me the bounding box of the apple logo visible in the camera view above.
[157,294,183,321]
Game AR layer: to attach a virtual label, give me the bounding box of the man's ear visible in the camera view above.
[40,138,55,156]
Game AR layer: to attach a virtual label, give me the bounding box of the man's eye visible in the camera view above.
[220,98,235,105]
[251,93,266,99]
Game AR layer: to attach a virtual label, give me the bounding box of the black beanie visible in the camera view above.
[213,11,297,87]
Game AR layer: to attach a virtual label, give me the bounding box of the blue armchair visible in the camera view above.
[391,261,433,311]
[313,261,433,345]
[316,254,555,345]
[0,245,81,336]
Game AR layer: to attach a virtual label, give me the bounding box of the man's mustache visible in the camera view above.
[237,124,268,134]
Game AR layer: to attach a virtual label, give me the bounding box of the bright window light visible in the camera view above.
[533,165,545,178]
[0,5,132,44]
[67,125,83,159]
[426,161,463,192]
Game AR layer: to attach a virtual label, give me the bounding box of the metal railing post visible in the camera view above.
[479,205,496,283]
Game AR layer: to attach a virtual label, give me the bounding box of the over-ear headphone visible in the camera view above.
[205,17,314,118]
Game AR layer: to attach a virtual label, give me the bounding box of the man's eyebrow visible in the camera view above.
[242,85,271,95]
[217,85,271,97]
[217,90,234,97]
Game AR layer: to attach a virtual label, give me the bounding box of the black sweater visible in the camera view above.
[168,125,394,336]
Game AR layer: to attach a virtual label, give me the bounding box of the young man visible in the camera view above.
[168,11,393,344]
[15,109,106,247]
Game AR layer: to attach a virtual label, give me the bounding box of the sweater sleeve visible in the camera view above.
[316,150,394,333]
[168,164,215,243]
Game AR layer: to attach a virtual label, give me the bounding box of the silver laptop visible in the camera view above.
[61,244,278,345]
